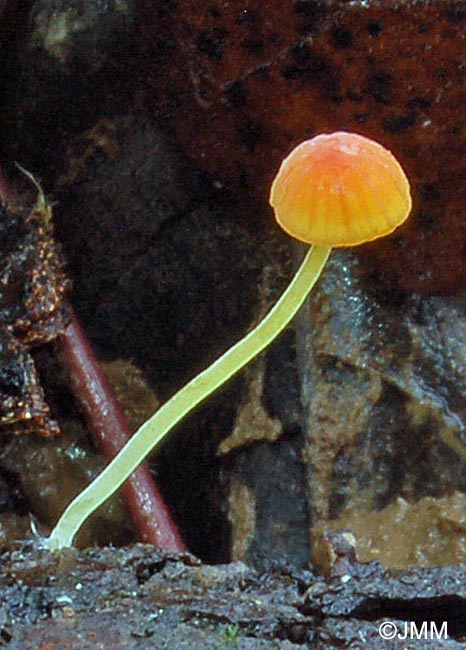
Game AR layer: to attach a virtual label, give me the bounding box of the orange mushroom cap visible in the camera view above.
[269,131,412,247]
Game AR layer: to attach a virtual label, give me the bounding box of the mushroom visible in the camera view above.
[45,131,412,550]
[270,131,411,247]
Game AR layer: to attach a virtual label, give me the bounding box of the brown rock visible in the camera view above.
[297,250,466,570]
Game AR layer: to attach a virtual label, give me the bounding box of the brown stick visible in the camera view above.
[0,166,186,551]
[60,310,186,551]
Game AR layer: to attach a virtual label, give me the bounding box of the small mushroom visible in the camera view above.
[270,131,411,247]
[45,132,412,550]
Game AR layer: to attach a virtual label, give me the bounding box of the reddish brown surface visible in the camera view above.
[0,172,68,436]
[141,0,465,294]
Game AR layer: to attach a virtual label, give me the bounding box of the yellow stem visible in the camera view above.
[45,245,331,550]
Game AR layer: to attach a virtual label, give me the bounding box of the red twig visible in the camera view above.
[0,166,186,551]
[60,311,186,550]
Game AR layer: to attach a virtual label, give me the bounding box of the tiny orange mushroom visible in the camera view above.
[270,131,412,247]
[45,131,413,551]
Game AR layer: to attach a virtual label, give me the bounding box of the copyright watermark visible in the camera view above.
[378,620,448,641]
[378,621,398,640]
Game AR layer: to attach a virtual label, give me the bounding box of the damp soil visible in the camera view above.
[1,539,466,648]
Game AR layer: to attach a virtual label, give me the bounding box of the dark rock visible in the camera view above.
[12,0,138,180]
